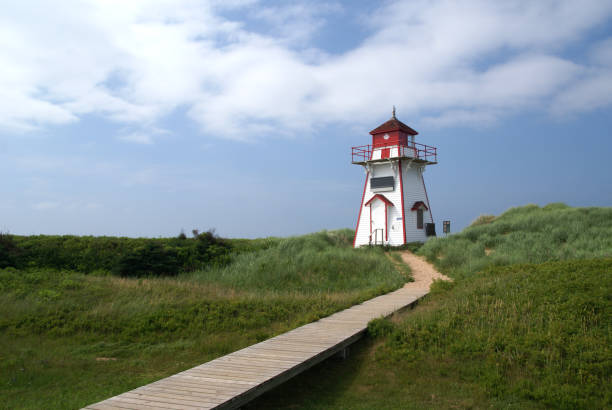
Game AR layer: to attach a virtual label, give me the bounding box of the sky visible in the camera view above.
[1,0,612,238]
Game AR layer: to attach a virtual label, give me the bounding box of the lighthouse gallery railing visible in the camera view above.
[351,142,437,163]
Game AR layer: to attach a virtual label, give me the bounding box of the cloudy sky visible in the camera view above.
[2,0,612,238]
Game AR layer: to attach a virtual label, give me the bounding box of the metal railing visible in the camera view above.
[351,142,437,163]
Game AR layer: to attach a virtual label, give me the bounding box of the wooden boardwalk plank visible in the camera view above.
[84,284,428,410]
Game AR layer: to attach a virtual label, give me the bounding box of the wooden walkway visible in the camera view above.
[84,285,429,410]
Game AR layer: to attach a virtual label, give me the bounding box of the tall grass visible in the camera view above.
[366,258,612,409]
[249,259,612,409]
[420,203,612,279]
[247,205,612,409]
[192,230,404,295]
[0,229,407,409]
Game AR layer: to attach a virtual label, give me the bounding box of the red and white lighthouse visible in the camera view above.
[352,109,438,247]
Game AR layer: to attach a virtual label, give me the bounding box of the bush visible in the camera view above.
[0,233,19,268]
[5,230,240,277]
[195,230,231,267]
[114,242,180,277]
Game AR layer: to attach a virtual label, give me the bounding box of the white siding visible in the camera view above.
[371,145,418,161]
[354,159,435,247]
[371,146,401,160]
[402,162,432,243]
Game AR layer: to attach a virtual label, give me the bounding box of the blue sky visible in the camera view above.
[1,0,612,238]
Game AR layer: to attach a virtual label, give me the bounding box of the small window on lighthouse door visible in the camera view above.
[417,208,424,229]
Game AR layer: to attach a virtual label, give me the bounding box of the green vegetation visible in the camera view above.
[420,203,612,279]
[249,204,612,409]
[0,230,407,409]
[0,229,269,277]
[3,204,611,409]
[192,229,402,295]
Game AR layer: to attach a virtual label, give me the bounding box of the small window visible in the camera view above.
[417,208,424,229]
[370,176,394,192]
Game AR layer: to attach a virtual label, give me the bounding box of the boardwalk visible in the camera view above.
[85,253,446,410]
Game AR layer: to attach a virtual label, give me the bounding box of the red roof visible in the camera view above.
[411,201,428,211]
[364,194,394,207]
[370,117,418,136]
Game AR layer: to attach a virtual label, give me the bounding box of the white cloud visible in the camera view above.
[551,69,612,115]
[1,0,611,137]
[422,109,500,128]
[550,37,612,115]
[250,2,342,47]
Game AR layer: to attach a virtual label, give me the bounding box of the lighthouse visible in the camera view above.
[352,109,438,247]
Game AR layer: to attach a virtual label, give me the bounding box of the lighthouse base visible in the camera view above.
[353,159,434,248]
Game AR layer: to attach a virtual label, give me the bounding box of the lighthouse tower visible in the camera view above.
[352,109,438,247]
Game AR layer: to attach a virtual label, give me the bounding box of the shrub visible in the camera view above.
[114,242,180,277]
[195,230,231,267]
[4,231,253,277]
[0,232,19,268]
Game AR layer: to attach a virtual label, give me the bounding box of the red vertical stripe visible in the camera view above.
[369,204,372,239]
[353,171,369,248]
[385,204,388,241]
[421,173,434,222]
[398,160,407,244]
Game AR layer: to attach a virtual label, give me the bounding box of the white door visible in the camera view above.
[371,201,386,244]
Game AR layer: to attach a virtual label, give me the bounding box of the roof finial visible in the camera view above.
[392,105,396,119]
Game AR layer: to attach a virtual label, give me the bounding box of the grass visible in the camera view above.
[191,229,403,295]
[249,258,612,409]
[4,204,610,409]
[247,204,612,409]
[0,230,408,410]
[419,203,612,280]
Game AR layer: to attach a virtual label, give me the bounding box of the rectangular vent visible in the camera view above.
[370,176,394,192]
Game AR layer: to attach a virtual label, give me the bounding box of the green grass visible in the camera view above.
[247,205,612,409]
[249,258,612,409]
[0,230,407,410]
[4,204,610,409]
[193,229,403,295]
[419,203,612,280]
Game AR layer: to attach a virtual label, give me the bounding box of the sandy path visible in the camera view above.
[399,251,451,291]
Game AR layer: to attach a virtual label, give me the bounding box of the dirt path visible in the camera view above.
[400,251,451,291]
